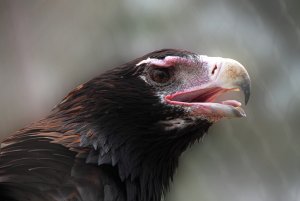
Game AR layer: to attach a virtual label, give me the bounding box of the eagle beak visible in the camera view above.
[194,56,251,120]
[165,55,251,122]
[202,56,251,105]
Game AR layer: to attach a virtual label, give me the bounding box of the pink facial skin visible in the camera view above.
[137,54,250,122]
[136,56,198,68]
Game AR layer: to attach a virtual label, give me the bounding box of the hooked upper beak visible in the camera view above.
[203,56,251,105]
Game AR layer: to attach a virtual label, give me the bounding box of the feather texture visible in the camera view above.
[0,49,211,201]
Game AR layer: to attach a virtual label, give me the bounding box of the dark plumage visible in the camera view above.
[0,49,250,201]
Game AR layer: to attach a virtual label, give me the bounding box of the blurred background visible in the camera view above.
[0,0,300,201]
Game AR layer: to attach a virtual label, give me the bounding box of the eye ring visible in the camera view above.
[148,67,174,86]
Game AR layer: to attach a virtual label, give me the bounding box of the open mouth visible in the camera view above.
[165,87,246,121]
[159,55,250,122]
[165,87,242,106]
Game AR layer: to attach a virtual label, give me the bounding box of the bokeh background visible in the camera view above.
[1,1,300,201]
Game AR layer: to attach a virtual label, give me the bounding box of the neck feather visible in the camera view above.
[50,73,211,201]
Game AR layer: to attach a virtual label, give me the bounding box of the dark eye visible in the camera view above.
[149,68,173,84]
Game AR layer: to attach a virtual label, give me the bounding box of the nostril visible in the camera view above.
[212,64,218,75]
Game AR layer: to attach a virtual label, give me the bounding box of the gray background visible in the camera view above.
[0,1,300,201]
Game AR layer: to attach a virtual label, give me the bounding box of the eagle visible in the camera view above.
[0,49,250,201]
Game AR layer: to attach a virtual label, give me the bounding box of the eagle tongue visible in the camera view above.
[221,100,241,107]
